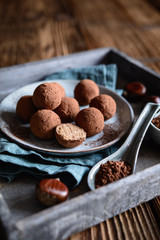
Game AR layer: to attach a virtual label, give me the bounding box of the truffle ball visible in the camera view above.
[75,107,104,137]
[55,123,86,147]
[32,82,62,110]
[90,94,116,120]
[30,109,61,140]
[16,95,37,123]
[74,79,99,105]
[54,97,80,122]
[50,82,66,98]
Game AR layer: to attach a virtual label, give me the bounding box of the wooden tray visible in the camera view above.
[0,48,160,240]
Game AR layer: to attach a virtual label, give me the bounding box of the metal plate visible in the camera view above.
[0,79,134,156]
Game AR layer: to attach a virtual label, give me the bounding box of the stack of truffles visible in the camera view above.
[16,79,117,148]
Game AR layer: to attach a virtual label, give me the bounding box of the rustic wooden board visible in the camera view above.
[0,48,160,240]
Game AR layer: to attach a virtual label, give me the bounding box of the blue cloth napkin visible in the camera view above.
[0,64,119,188]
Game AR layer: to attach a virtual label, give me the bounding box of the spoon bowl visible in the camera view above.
[148,111,160,146]
[88,102,160,191]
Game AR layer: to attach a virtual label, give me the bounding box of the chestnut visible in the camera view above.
[35,179,69,206]
[123,81,147,101]
[144,95,160,105]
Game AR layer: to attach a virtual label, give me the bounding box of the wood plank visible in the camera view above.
[1,0,160,67]
[68,203,160,240]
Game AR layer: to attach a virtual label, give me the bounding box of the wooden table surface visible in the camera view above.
[0,0,160,239]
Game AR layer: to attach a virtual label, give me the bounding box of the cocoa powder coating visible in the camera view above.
[90,94,116,120]
[95,161,132,188]
[32,82,62,110]
[74,79,99,105]
[50,82,66,98]
[54,97,80,122]
[75,107,104,137]
[16,95,37,123]
[30,109,61,140]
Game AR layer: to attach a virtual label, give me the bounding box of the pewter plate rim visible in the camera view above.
[0,79,134,156]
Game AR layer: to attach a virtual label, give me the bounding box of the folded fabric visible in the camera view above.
[0,64,119,188]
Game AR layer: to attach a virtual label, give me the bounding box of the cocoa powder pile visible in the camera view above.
[95,160,132,188]
[152,115,160,129]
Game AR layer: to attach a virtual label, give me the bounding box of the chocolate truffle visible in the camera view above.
[54,97,80,122]
[36,179,69,206]
[30,109,61,140]
[55,123,86,147]
[75,107,104,137]
[16,95,37,123]
[50,82,66,98]
[32,82,62,110]
[74,79,99,105]
[90,94,116,120]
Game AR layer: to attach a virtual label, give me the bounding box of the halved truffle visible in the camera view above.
[55,123,86,147]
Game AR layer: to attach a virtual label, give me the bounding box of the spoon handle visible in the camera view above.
[121,102,160,173]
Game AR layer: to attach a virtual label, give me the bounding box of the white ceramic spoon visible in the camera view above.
[87,102,160,191]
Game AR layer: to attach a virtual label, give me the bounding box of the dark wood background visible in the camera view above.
[0,0,160,239]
